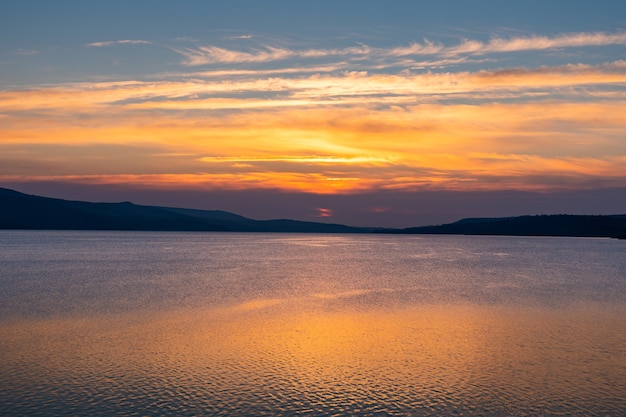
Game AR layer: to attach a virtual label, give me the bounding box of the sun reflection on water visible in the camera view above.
[2,300,623,416]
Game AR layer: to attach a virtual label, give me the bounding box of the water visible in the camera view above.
[0,231,624,416]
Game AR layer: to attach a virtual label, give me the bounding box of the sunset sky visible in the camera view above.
[2,0,626,227]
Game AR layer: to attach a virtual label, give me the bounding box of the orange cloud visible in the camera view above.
[315,208,333,217]
[2,54,625,194]
[2,61,624,119]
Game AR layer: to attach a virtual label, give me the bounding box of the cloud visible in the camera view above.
[1,59,610,116]
[66,61,625,112]
[223,34,254,40]
[174,30,626,66]
[174,44,372,66]
[86,40,152,47]
[174,45,291,65]
[315,208,333,218]
[159,64,354,79]
[199,155,391,165]
[2,34,626,198]
[311,289,393,300]
[231,298,284,311]
[15,49,38,56]
[174,36,199,42]
[479,31,626,54]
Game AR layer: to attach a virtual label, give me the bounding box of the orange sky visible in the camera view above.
[2,65,626,195]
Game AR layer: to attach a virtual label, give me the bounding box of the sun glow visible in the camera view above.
[2,31,626,195]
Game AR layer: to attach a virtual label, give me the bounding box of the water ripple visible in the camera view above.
[1,233,625,416]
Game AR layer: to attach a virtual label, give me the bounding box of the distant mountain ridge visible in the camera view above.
[396,214,626,238]
[0,188,364,233]
[0,187,625,238]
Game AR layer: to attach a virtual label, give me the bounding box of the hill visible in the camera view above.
[0,188,364,233]
[1,188,624,237]
[398,214,626,238]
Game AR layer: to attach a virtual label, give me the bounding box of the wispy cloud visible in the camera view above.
[315,207,333,217]
[473,31,626,54]
[86,39,152,47]
[174,45,292,65]
[174,44,372,66]
[223,34,254,40]
[15,49,38,56]
[159,64,354,79]
[174,31,626,66]
[174,36,199,42]
[199,155,391,165]
[2,61,624,115]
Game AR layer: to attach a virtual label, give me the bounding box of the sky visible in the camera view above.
[2,0,626,227]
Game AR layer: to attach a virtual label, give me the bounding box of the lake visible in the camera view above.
[0,231,624,416]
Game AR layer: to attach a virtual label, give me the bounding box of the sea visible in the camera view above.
[0,231,624,416]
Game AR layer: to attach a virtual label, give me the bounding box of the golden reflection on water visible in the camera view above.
[1,300,625,415]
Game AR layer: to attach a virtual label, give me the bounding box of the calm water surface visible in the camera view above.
[0,231,624,416]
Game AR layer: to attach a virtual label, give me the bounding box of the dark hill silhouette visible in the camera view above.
[159,206,361,233]
[398,214,626,238]
[0,188,363,233]
[1,187,624,237]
